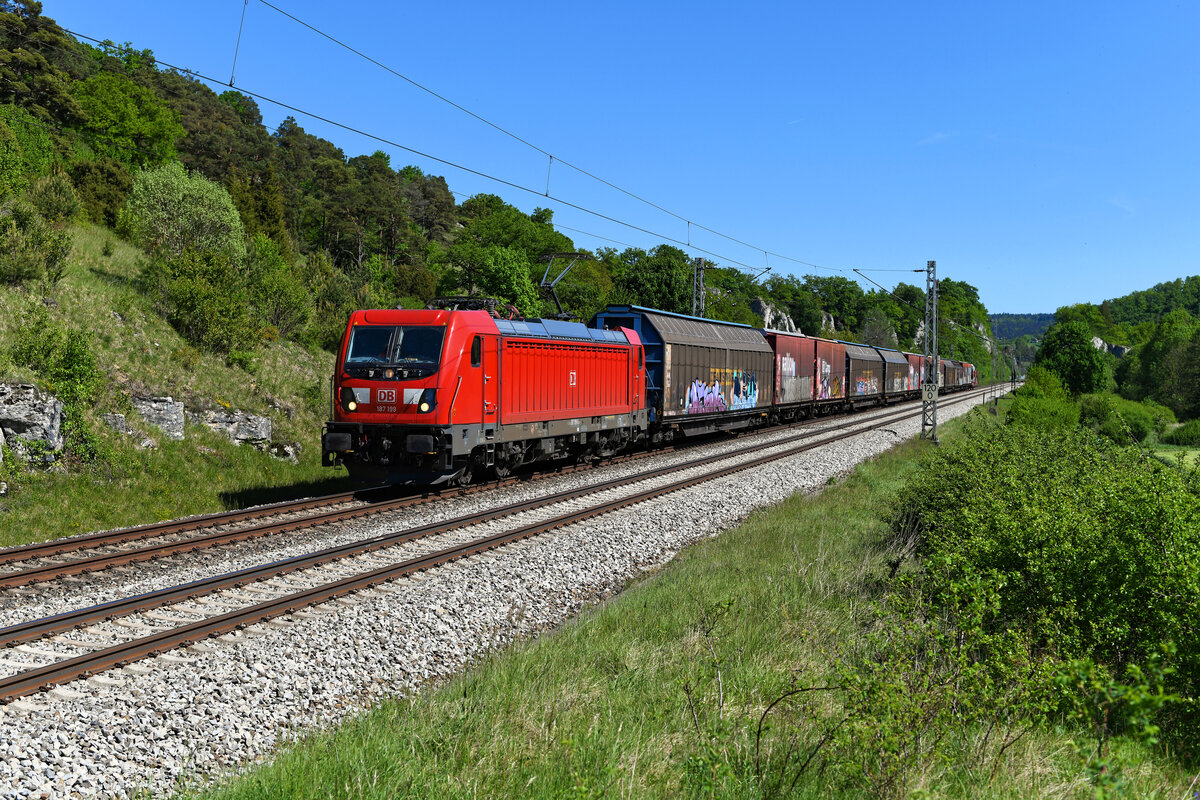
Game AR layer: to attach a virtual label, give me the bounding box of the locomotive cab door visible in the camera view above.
[482,335,499,427]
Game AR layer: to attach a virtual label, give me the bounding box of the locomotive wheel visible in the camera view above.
[453,463,474,487]
[492,443,524,478]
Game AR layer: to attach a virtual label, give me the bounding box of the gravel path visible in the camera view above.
[0,393,998,798]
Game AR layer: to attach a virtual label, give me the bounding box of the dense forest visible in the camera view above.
[0,1,1009,381]
[1016,277,1200,425]
[987,313,1054,340]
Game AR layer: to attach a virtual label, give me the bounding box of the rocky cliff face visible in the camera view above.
[752,298,798,333]
[0,384,64,463]
[1091,337,1131,358]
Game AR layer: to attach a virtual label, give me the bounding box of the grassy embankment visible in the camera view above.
[186,401,1192,800]
[0,224,354,547]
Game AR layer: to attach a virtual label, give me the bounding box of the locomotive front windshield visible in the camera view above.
[345,326,445,372]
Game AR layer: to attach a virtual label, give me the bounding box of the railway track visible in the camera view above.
[0,388,990,589]
[0,386,997,702]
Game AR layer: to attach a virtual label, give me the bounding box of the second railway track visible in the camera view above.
[0,387,998,701]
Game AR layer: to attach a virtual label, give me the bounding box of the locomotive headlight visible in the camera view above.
[418,388,436,413]
[339,386,358,413]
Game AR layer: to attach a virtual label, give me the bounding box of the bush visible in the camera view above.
[120,161,246,261]
[69,158,133,228]
[8,308,110,466]
[1162,419,1200,446]
[1080,393,1158,444]
[141,250,256,353]
[0,199,72,286]
[28,170,80,225]
[895,420,1200,751]
[246,234,312,339]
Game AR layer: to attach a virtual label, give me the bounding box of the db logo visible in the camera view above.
[377,389,396,403]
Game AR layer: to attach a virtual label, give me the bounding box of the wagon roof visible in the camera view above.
[844,343,883,361]
[603,307,772,352]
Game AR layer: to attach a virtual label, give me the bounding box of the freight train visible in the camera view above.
[320,301,976,485]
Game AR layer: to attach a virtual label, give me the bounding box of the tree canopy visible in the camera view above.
[1034,320,1110,395]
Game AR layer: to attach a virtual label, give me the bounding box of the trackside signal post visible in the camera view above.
[921,260,938,444]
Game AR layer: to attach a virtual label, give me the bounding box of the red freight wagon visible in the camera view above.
[814,338,847,402]
[906,353,925,390]
[764,331,816,406]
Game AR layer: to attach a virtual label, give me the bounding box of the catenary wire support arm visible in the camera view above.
[230,0,249,86]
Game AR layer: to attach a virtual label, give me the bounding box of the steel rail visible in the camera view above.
[0,486,393,566]
[0,386,991,570]
[0,387,991,589]
[0,387,1000,701]
[0,391,990,647]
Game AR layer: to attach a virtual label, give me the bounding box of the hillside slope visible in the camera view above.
[0,225,353,546]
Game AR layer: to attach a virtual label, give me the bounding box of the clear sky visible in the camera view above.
[42,0,1199,314]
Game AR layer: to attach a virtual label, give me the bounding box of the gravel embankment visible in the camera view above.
[0,394,996,798]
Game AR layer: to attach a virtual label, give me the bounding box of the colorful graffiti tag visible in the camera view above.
[730,370,758,411]
[816,357,843,399]
[686,378,727,413]
[685,370,758,414]
[854,371,879,396]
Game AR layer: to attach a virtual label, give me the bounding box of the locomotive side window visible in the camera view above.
[471,335,482,367]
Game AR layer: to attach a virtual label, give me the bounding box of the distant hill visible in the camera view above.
[1105,276,1200,325]
[988,313,1055,340]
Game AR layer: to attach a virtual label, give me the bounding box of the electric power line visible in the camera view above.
[242,1,871,276]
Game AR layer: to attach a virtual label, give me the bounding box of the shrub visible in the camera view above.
[895,420,1200,750]
[246,234,312,339]
[120,161,246,261]
[69,158,133,228]
[28,170,80,225]
[141,250,256,353]
[1162,419,1200,446]
[1080,393,1158,444]
[0,199,72,286]
[8,309,109,466]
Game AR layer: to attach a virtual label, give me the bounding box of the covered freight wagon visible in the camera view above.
[764,330,816,407]
[845,343,884,402]
[814,338,847,402]
[592,305,773,436]
[877,347,911,397]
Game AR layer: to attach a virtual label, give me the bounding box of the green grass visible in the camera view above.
[1152,445,1200,470]
[185,409,1191,800]
[0,224,353,546]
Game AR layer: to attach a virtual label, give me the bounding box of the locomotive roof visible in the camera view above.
[495,317,632,345]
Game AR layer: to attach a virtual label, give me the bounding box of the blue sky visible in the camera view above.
[45,1,1199,314]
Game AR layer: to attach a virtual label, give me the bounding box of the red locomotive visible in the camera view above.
[321,300,647,485]
[322,301,976,485]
